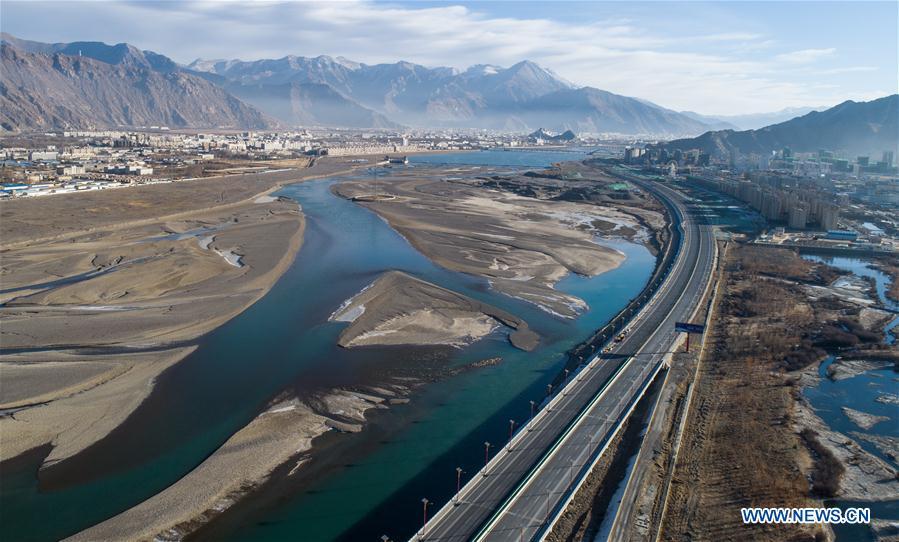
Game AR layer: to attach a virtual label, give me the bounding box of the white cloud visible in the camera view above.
[774,48,836,64]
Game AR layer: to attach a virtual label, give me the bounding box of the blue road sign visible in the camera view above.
[675,322,705,334]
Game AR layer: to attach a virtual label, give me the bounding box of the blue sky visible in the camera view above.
[2,1,895,115]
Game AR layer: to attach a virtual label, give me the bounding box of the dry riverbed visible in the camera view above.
[64,160,664,539]
[67,345,517,541]
[0,161,360,469]
[65,383,413,541]
[3,156,666,540]
[1,196,304,466]
[334,168,660,318]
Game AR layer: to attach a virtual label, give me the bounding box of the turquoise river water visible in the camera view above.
[0,150,655,541]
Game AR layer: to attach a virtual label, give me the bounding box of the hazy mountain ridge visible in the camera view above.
[187,53,716,134]
[679,106,824,131]
[519,87,710,136]
[187,56,573,129]
[677,111,739,131]
[226,81,401,129]
[663,95,898,157]
[1,34,822,134]
[0,36,276,131]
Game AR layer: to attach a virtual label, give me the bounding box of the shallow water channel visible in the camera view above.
[1,150,656,542]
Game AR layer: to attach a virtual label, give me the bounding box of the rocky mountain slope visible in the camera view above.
[0,39,275,131]
[663,95,898,157]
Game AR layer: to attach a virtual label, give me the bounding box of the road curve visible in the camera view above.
[411,175,716,542]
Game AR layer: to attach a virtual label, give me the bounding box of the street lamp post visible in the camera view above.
[529,400,536,427]
[483,441,492,476]
[507,419,515,451]
[455,467,463,505]
[419,498,430,541]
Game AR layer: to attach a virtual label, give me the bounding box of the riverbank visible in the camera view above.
[792,254,899,512]
[792,387,899,502]
[169,158,664,540]
[874,260,899,303]
[0,159,369,469]
[0,151,660,542]
[65,383,414,541]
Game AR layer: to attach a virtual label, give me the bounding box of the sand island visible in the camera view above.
[331,270,539,351]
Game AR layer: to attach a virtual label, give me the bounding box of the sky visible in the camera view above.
[1,0,896,115]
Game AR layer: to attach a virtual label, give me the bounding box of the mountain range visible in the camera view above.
[0,34,274,131]
[663,95,898,158]
[0,33,887,149]
[187,55,714,134]
[1,34,716,135]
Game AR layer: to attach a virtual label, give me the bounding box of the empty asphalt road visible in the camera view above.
[413,176,717,542]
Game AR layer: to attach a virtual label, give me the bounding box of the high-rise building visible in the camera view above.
[883,150,895,167]
[624,147,645,163]
[819,203,839,230]
[760,191,783,220]
[808,197,822,219]
[788,203,809,229]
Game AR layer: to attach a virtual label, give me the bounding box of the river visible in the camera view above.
[0,150,655,542]
[801,255,899,541]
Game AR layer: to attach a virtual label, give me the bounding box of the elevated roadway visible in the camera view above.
[413,177,716,542]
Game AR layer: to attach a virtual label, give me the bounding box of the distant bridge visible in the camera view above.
[499,146,590,154]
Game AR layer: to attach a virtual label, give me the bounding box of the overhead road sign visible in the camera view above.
[674,322,705,334]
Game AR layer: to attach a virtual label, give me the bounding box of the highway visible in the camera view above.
[412,176,717,542]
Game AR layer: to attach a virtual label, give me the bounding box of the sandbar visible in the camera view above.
[334,172,653,318]
[330,270,539,351]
